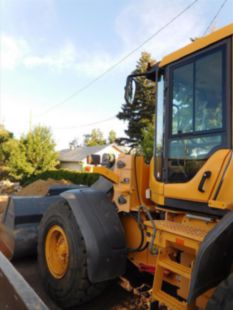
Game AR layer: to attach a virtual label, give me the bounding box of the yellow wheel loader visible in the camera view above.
[2,23,233,309]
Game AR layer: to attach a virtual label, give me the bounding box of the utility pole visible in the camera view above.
[29,111,32,132]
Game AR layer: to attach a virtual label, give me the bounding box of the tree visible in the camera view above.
[4,125,58,180]
[84,129,106,146]
[0,128,13,144]
[117,52,156,147]
[108,130,117,144]
[140,121,155,163]
[22,126,58,174]
[0,128,14,162]
[4,140,33,180]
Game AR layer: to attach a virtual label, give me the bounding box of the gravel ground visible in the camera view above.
[13,257,143,310]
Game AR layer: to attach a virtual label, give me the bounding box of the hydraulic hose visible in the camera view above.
[127,212,148,253]
[138,205,157,254]
[127,156,157,254]
[126,206,157,254]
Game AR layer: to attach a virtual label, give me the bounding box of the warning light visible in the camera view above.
[176,238,185,246]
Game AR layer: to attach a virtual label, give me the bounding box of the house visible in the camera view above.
[59,144,125,171]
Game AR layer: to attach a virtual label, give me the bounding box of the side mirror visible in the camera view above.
[102,153,115,168]
[124,76,137,104]
[86,154,101,165]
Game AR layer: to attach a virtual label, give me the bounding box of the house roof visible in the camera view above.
[59,144,123,162]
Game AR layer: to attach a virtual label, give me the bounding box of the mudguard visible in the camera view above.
[61,187,126,283]
[188,210,233,303]
[47,184,87,196]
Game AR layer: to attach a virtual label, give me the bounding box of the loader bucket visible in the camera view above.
[2,179,112,259]
[3,196,64,258]
[0,251,48,309]
[0,223,14,259]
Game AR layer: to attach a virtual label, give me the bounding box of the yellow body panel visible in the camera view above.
[92,166,120,184]
[149,159,164,205]
[113,154,152,212]
[211,151,233,208]
[149,150,231,205]
[164,150,230,203]
[160,23,233,67]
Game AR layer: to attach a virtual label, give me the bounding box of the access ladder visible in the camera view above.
[146,220,209,310]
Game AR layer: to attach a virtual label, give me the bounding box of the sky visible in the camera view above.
[0,0,233,150]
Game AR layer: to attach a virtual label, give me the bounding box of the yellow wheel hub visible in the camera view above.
[45,225,69,279]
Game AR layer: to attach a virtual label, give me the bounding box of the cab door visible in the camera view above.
[163,38,231,208]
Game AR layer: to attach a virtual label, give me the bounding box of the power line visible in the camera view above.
[54,115,116,130]
[38,0,199,118]
[203,0,228,35]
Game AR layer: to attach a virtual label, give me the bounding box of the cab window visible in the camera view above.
[167,40,229,183]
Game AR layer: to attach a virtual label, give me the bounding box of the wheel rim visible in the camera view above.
[45,225,69,279]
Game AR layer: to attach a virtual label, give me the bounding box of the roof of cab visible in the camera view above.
[159,23,233,67]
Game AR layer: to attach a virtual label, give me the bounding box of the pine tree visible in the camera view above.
[117,52,156,147]
[140,120,155,163]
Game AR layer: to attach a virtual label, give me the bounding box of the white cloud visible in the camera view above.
[0,33,118,77]
[24,44,118,77]
[74,52,118,77]
[23,41,77,71]
[0,34,29,69]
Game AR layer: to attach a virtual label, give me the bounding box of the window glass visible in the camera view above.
[195,51,223,131]
[169,135,222,160]
[172,63,193,135]
[168,134,223,182]
[168,44,226,183]
[155,75,164,155]
[155,74,164,180]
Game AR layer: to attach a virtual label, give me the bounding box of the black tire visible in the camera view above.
[38,200,106,309]
[206,273,233,310]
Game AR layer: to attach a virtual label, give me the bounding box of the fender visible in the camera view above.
[188,210,233,303]
[61,188,126,283]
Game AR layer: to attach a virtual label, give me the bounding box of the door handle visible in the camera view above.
[198,171,211,193]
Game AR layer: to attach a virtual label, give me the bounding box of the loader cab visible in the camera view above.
[155,37,231,184]
[125,24,233,212]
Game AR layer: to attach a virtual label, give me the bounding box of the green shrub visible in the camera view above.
[22,169,99,186]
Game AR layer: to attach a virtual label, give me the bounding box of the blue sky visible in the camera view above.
[1,0,233,149]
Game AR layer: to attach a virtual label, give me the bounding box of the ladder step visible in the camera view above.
[158,257,191,279]
[154,290,187,310]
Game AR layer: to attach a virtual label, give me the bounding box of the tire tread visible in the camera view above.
[38,200,106,308]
